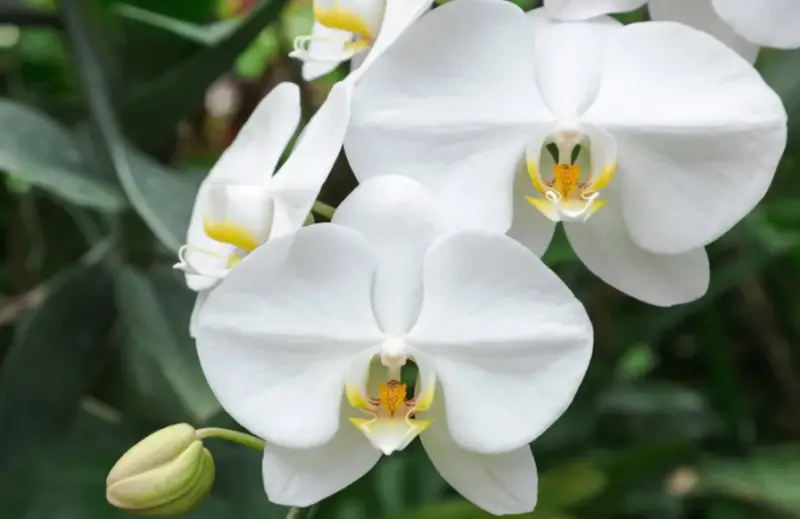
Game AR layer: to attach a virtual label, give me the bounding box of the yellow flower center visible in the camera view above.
[377,380,407,417]
[346,362,435,455]
[525,137,616,223]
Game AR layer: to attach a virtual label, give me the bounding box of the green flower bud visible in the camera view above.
[106,424,215,516]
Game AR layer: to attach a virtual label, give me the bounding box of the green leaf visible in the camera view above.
[235,27,280,79]
[115,264,220,423]
[400,461,604,519]
[120,0,290,150]
[537,461,607,512]
[0,100,125,211]
[0,243,115,484]
[13,408,236,519]
[121,148,204,253]
[116,4,239,46]
[60,0,204,252]
[695,445,800,514]
[761,49,800,135]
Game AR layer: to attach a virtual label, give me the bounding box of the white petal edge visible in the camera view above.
[583,21,787,254]
[345,0,552,233]
[648,0,759,62]
[420,392,538,515]
[564,200,710,306]
[206,81,300,184]
[408,232,593,454]
[262,407,382,507]
[713,0,800,50]
[194,224,384,448]
[544,0,646,21]
[189,290,209,338]
[270,82,352,238]
[353,0,434,77]
[333,175,443,334]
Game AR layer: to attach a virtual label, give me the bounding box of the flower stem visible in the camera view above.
[311,200,336,220]
[286,506,316,519]
[194,428,265,451]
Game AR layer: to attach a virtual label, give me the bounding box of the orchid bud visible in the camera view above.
[106,424,215,516]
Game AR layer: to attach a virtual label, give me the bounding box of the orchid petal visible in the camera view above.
[544,0,647,21]
[194,224,384,448]
[420,391,538,515]
[583,21,787,254]
[271,82,352,239]
[183,83,301,290]
[408,232,592,454]
[648,0,759,62]
[564,193,710,306]
[345,0,552,233]
[713,0,800,50]
[528,9,623,118]
[333,176,442,334]
[508,129,557,256]
[189,291,209,338]
[262,406,381,507]
[354,0,434,76]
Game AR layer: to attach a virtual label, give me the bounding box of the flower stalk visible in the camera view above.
[194,427,265,451]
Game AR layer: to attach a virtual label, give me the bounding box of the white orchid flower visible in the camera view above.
[291,0,434,81]
[175,81,350,333]
[193,175,593,514]
[344,0,787,307]
[546,0,800,63]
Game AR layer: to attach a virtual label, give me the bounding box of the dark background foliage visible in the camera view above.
[0,0,799,518]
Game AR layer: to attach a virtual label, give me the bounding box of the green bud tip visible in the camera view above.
[106,423,215,516]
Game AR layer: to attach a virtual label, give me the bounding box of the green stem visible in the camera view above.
[194,428,265,451]
[286,506,316,519]
[311,201,336,220]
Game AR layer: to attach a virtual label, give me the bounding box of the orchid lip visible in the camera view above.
[524,123,617,224]
[346,348,436,455]
[291,0,384,64]
[290,35,370,64]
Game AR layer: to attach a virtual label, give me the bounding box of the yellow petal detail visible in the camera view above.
[315,4,374,40]
[203,219,259,252]
[589,161,617,192]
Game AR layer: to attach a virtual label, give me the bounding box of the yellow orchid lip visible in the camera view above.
[526,160,616,223]
[346,377,435,455]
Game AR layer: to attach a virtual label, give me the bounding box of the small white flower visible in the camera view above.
[193,175,593,514]
[545,0,800,63]
[176,81,351,333]
[291,0,433,81]
[345,0,787,307]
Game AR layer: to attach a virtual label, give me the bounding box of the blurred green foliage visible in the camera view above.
[0,0,799,518]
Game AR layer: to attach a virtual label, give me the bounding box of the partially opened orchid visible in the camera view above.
[193,175,593,514]
[291,0,433,81]
[345,0,787,306]
[546,0,800,63]
[175,81,350,332]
